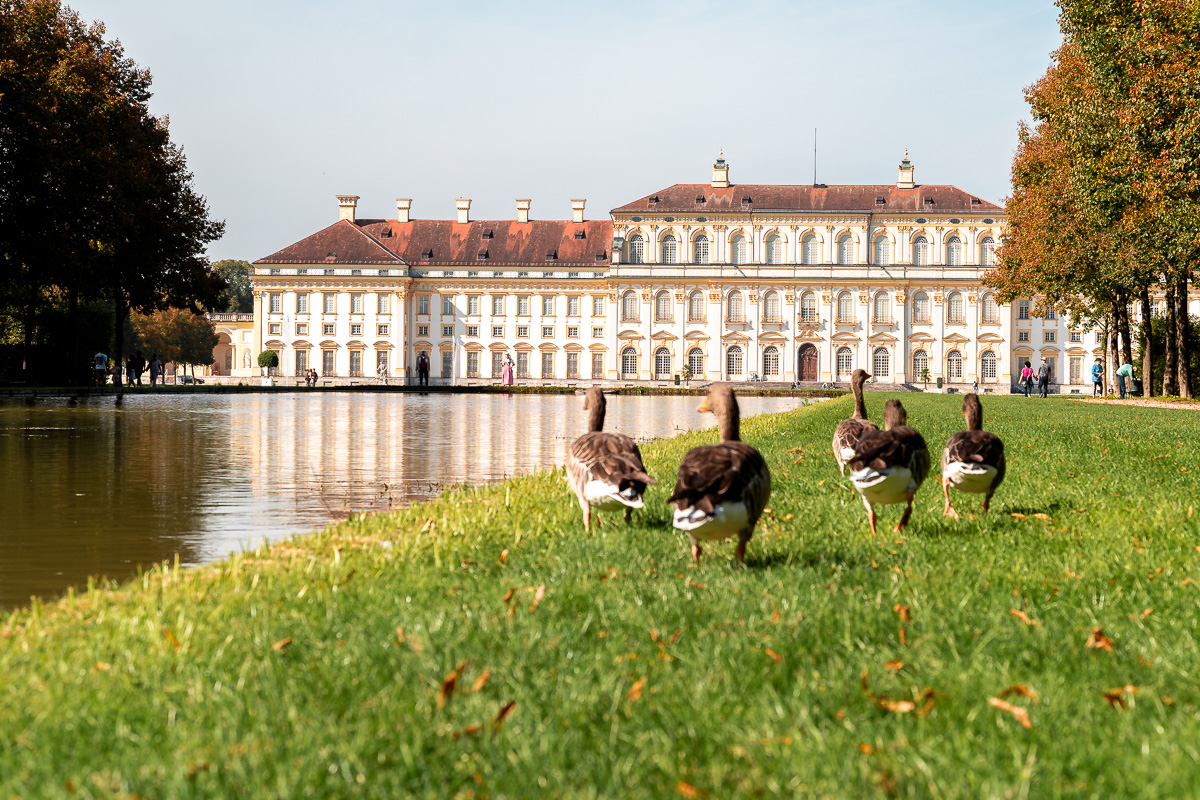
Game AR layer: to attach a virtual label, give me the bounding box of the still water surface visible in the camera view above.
[0,392,813,608]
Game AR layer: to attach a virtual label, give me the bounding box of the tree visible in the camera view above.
[211,260,254,313]
[257,350,279,378]
[131,308,217,383]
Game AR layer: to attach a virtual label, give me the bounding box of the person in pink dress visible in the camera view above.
[500,354,515,386]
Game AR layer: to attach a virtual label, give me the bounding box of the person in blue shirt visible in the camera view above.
[1091,358,1104,397]
[1115,361,1135,400]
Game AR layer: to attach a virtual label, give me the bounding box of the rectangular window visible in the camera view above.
[418,325,429,337]
[493,296,506,315]
[442,351,452,378]
[492,325,503,337]
[567,352,579,378]
[443,325,454,337]
[542,296,554,316]
[518,296,531,316]
[377,294,390,314]
[1044,331,1056,343]
[350,294,363,314]
[349,350,362,377]
[1096,331,1104,344]
[296,323,308,336]
[541,352,553,378]
[517,326,529,337]
[467,325,479,337]
[350,323,362,337]
[297,294,308,314]
[567,296,580,316]
[542,326,554,338]
[592,297,605,316]
[467,351,480,378]
[295,349,308,375]
[376,350,388,376]
[592,353,604,378]
[323,323,335,336]
[418,295,430,316]
[1070,356,1082,384]
[517,352,530,378]
[322,350,335,375]
[1017,330,1029,342]
[1018,299,1030,320]
[269,293,281,313]
[377,324,389,336]
[269,322,281,335]
[492,352,503,378]
[567,326,579,338]
[323,293,336,314]
[442,296,454,316]
[592,327,603,338]
[1070,331,1082,343]
[1043,308,1056,320]
[468,296,480,315]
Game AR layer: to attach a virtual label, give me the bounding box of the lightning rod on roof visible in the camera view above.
[813,128,817,186]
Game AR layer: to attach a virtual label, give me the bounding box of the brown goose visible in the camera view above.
[941,393,1006,519]
[832,369,878,476]
[848,399,930,535]
[667,384,771,566]
[566,388,656,531]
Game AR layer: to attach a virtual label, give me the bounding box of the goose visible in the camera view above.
[941,393,1006,519]
[848,399,930,535]
[566,387,656,531]
[667,384,772,566]
[832,369,878,476]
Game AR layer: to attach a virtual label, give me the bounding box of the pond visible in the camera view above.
[0,392,816,608]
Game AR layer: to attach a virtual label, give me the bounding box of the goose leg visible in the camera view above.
[580,502,591,533]
[894,490,916,534]
[690,536,702,564]
[625,507,632,525]
[942,478,959,520]
[735,533,749,567]
[981,493,993,513]
[861,494,877,535]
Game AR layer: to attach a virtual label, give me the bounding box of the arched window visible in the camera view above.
[836,346,854,380]
[912,291,930,323]
[800,291,818,322]
[726,345,743,375]
[763,290,781,322]
[981,350,997,382]
[913,236,929,266]
[836,291,854,323]
[693,235,710,265]
[621,347,638,376]
[981,293,999,323]
[946,349,963,380]
[627,233,644,264]
[655,290,672,322]
[947,291,964,323]
[873,347,890,378]
[766,235,783,264]
[654,347,671,378]
[872,291,890,323]
[912,349,929,379]
[803,235,819,264]
[661,234,678,265]
[838,236,855,265]
[980,236,996,266]
[688,348,704,377]
[946,236,963,266]
[730,234,748,265]
[621,290,638,322]
[763,346,780,377]
[727,290,745,322]
[688,290,705,322]
[873,237,891,265]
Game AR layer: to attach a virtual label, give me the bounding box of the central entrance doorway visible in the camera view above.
[797,343,818,381]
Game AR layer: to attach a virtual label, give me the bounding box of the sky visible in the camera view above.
[65,0,1064,262]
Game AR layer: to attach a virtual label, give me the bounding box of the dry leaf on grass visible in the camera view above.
[627,677,646,703]
[877,698,915,714]
[1010,609,1039,627]
[1102,684,1137,709]
[502,588,516,604]
[883,660,904,673]
[1010,512,1028,519]
[451,724,483,740]
[1086,627,1114,652]
[472,669,490,693]
[1032,513,1051,521]
[989,697,1032,728]
[677,782,703,798]
[999,684,1040,704]
[765,649,782,663]
[437,662,467,708]
[499,549,508,565]
[529,584,546,612]
[271,637,292,652]
[492,700,517,730]
[893,604,911,622]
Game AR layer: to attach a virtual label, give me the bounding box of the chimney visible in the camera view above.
[337,195,360,222]
[516,199,531,224]
[897,149,915,189]
[711,150,729,188]
[456,198,471,224]
[396,198,412,224]
[571,199,586,223]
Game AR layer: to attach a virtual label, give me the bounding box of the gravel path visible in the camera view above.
[1074,398,1200,410]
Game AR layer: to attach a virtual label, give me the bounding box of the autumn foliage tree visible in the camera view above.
[131,309,218,383]
[988,0,1198,398]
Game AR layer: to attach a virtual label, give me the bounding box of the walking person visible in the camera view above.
[500,354,515,386]
[416,350,430,386]
[132,351,145,386]
[1091,357,1104,397]
[1115,360,1135,400]
[148,354,162,387]
[1036,357,1052,398]
[93,351,109,388]
[1019,361,1034,398]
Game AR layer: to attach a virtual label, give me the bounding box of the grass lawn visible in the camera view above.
[2,393,1199,798]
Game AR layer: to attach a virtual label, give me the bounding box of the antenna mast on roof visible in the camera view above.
[813,128,817,186]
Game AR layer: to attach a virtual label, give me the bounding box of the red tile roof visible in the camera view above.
[612,184,1004,214]
[255,218,613,267]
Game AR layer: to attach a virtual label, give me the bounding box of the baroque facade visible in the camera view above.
[248,155,1106,390]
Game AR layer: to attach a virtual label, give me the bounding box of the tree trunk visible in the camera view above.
[1116,289,1134,368]
[1163,279,1178,396]
[113,296,127,400]
[67,288,79,388]
[1111,304,1122,396]
[1138,284,1154,396]
[1177,269,1193,399]
[22,283,36,384]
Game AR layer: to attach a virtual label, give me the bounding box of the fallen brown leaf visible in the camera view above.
[783,513,794,521]
[859,743,875,754]
[502,588,515,604]
[271,637,292,652]
[472,668,491,693]
[438,662,467,708]
[878,698,915,713]
[163,628,182,652]
[989,697,1032,728]
[451,723,483,740]
[816,479,825,487]
[999,684,1040,704]
[1102,684,1137,709]
[627,677,646,703]
[688,579,706,589]
[893,604,911,622]
[765,649,782,663]
[499,549,508,565]
[95,662,111,672]
[772,608,781,623]
[1032,513,1051,521]
[1010,512,1028,519]
[529,584,546,612]
[1086,627,1114,652]
[1010,608,1039,627]
[860,667,870,692]
[677,782,702,798]
[883,660,904,672]
[492,700,516,730]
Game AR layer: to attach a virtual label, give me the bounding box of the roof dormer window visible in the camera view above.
[971,198,983,205]
[477,249,488,259]
[648,196,659,204]
[875,197,886,205]
[695,195,706,204]
[481,229,494,239]
[545,250,558,261]
[574,229,586,240]
[596,251,607,261]
[741,196,753,204]
[421,248,433,259]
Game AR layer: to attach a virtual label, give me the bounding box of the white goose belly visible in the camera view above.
[584,479,643,511]
[672,501,749,541]
[851,466,915,506]
[943,462,998,494]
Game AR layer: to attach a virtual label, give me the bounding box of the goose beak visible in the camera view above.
[696,398,709,413]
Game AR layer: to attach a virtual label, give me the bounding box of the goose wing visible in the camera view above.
[942,430,1006,489]
[569,431,657,491]
[667,442,771,525]
[851,426,930,488]
[833,418,878,461]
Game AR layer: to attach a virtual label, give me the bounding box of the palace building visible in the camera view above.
[248,154,1106,390]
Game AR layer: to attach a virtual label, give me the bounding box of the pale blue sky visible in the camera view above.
[66,0,1063,260]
